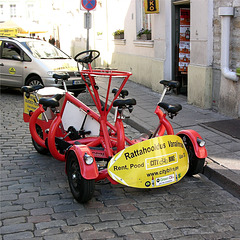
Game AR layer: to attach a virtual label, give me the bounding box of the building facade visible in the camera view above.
[74,0,240,118]
[1,0,240,117]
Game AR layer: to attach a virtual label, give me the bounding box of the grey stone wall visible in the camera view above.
[212,0,240,116]
[213,0,240,69]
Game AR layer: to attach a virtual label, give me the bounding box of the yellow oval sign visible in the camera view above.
[108,135,189,188]
[9,67,16,74]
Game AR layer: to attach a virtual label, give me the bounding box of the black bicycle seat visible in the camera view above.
[160,80,180,89]
[113,98,136,107]
[158,102,182,114]
[39,94,63,108]
[53,73,70,80]
[21,85,44,93]
[112,88,129,98]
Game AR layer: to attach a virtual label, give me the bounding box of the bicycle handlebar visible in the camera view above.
[81,69,132,78]
[74,50,100,64]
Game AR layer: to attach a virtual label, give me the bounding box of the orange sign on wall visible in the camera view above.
[144,0,160,14]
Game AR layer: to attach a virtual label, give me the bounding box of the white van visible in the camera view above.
[0,37,86,96]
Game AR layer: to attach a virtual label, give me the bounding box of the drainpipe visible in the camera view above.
[218,7,238,82]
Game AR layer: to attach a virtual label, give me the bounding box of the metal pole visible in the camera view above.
[87,11,89,51]
[87,29,89,50]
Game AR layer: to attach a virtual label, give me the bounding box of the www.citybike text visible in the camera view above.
[146,166,179,177]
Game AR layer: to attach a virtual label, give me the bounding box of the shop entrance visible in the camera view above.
[172,1,190,95]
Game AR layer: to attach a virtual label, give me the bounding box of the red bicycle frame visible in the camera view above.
[153,104,207,159]
[29,69,135,163]
[28,67,207,183]
[22,51,208,204]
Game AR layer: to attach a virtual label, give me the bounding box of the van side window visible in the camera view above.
[23,52,31,61]
[2,42,21,60]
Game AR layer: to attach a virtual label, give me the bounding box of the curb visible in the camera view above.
[204,159,240,199]
[123,117,152,136]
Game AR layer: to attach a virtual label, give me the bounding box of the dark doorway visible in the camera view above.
[172,1,190,95]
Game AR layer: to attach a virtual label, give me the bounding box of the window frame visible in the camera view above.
[10,4,17,18]
[1,41,31,62]
[0,4,4,18]
[136,0,152,39]
[2,41,21,60]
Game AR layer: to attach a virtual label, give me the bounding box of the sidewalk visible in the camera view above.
[96,77,240,199]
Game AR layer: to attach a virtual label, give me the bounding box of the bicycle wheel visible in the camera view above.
[32,124,48,155]
[66,151,95,203]
[181,135,205,176]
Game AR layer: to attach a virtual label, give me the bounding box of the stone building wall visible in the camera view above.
[212,0,240,116]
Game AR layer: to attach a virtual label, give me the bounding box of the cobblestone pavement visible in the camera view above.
[1,89,240,240]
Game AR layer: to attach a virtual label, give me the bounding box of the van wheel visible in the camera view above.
[26,76,43,87]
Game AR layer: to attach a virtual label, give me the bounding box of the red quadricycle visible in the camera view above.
[22,50,207,203]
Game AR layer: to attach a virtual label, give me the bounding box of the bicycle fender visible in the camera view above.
[29,105,46,148]
[66,145,99,180]
[177,130,208,159]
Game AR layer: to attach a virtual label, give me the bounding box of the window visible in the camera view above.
[0,4,3,18]
[24,41,70,59]
[136,0,152,37]
[10,4,17,18]
[27,4,34,20]
[23,52,31,62]
[2,42,21,60]
[141,2,151,30]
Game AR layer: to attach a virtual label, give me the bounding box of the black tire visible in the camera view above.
[26,76,43,87]
[66,151,95,203]
[32,124,49,155]
[180,135,205,176]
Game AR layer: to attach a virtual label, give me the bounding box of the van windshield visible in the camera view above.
[22,40,70,59]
